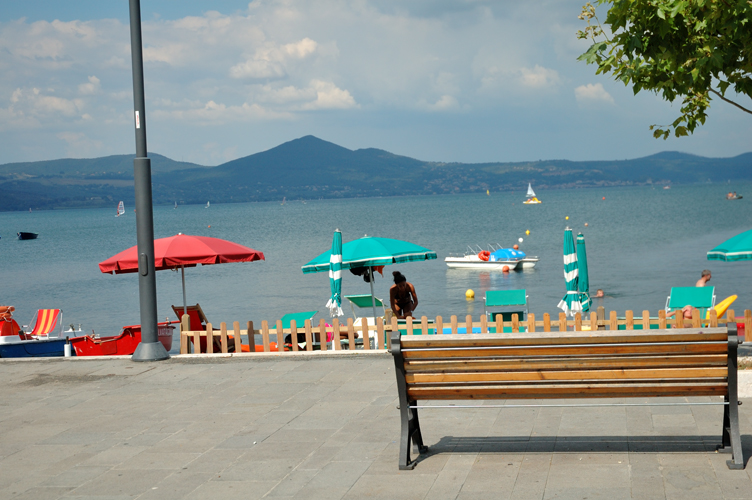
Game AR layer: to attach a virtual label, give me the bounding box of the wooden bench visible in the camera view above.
[390,325,744,470]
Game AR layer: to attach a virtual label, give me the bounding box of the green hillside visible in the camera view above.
[1,136,750,211]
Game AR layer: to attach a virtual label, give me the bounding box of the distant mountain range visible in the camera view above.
[1,135,751,211]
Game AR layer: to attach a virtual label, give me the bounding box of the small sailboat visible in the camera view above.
[116,201,125,217]
[174,201,178,209]
[281,197,286,206]
[205,201,210,209]
[486,189,490,196]
[523,184,541,204]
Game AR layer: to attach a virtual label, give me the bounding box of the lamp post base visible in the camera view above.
[132,341,170,362]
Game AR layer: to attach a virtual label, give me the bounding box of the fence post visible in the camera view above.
[233,321,241,353]
[332,318,341,351]
[527,313,536,333]
[290,320,299,352]
[206,322,214,354]
[180,314,190,354]
[376,317,384,349]
[276,320,285,352]
[543,313,550,332]
[625,310,633,330]
[347,318,355,349]
[642,311,650,330]
[362,317,371,350]
[658,310,666,329]
[609,311,618,331]
[220,322,228,353]
[597,306,605,330]
[261,320,270,352]
[247,321,255,353]
[436,316,443,336]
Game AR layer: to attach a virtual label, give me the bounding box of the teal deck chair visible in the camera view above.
[280,311,318,345]
[344,294,387,321]
[343,295,386,349]
[665,287,716,317]
[484,289,528,333]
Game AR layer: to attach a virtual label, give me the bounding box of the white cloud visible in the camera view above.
[519,65,561,89]
[422,94,459,111]
[57,131,103,157]
[575,83,615,104]
[78,75,100,95]
[300,80,357,110]
[151,99,292,124]
[229,37,318,80]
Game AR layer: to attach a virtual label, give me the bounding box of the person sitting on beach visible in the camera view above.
[696,270,711,287]
[390,271,418,319]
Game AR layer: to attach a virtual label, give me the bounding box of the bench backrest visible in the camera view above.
[391,327,735,401]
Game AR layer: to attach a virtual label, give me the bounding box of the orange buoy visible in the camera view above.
[513,244,519,250]
[602,196,605,200]
[502,265,510,272]
[478,250,490,261]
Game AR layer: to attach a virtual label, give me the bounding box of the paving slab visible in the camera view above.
[2,355,752,499]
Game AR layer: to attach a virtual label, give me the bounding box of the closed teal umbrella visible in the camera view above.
[576,233,591,313]
[558,228,583,317]
[708,228,752,261]
[325,229,344,317]
[302,235,437,320]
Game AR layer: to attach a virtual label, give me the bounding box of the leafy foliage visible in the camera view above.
[577,0,752,139]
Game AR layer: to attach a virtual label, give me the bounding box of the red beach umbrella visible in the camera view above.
[99,233,265,314]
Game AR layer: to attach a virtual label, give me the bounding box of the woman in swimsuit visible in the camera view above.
[389,271,418,319]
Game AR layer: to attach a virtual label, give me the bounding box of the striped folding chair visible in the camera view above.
[26,309,63,339]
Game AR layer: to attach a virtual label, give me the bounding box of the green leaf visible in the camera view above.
[656,8,665,20]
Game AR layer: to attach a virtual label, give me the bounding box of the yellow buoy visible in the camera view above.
[525,230,530,235]
[565,216,569,220]
[465,289,475,299]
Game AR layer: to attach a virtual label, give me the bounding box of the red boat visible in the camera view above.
[70,321,176,356]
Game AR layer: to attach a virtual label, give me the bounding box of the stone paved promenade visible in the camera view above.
[2,353,752,499]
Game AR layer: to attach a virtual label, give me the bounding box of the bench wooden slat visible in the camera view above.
[402,343,727,359]
[399,329,727,348]
[404,355,728,372]
[405,367,728,383]
[408,382,728,399]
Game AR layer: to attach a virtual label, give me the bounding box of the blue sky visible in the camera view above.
[1,0,749,166]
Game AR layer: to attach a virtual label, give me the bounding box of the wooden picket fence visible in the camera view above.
[178,307,751,355]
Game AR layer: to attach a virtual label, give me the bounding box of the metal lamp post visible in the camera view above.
[128,0,169,361]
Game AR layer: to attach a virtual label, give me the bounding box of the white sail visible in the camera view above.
[116,201,125,217]
[205,201,210,208]
[526,183,536,198]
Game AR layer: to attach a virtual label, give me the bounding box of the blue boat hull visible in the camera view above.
[0,339,67,358]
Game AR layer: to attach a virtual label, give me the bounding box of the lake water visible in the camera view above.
[2,183,751,354]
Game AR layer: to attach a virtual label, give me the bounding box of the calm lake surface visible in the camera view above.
[2,183,751,353]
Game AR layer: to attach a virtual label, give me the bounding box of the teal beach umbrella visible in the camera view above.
[302,235,437,320]
[302,236,438,273]
[707,228,752,261]
[558,228,583,317]
[576,233,591,313]
[325,229,344,317]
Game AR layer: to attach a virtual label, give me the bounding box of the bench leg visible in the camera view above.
[399,402,428,470]
[718,396,745,469]
[719,329,745,469]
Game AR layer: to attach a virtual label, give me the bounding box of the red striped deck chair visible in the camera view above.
[27,309,63,339]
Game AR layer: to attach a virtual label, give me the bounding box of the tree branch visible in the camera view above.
[709,88,752,115]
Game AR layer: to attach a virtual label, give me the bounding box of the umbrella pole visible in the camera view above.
[181,265,187,316]
[369,267,377,322]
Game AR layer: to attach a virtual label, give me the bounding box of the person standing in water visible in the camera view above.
[696,270,711,287]
[389,271,418,319]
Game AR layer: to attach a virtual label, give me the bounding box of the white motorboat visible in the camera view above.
[445,245,539,270]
